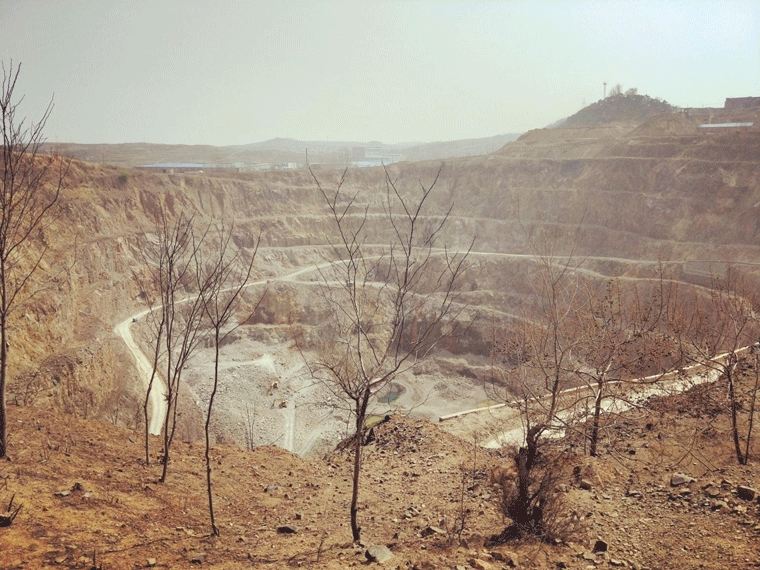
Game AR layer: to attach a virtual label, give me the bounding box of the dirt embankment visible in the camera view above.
[2,384,759,569]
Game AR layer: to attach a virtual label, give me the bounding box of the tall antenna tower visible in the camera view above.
[603,81,607,99]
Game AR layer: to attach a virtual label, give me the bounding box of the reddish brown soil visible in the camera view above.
[1,377,759,569]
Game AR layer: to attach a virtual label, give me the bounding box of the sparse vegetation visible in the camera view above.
[135,211,213,482]
[0,60,69,459]
[308,165,471,542]
[676,269,760,465]
[196,223,259,536]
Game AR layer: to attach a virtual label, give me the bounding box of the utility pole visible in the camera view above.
[603,81,607,99]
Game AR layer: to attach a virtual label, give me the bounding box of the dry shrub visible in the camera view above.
[491,445,586,544]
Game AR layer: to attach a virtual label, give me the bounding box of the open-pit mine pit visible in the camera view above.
[12,109,760,459]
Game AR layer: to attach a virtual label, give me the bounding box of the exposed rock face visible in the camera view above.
[11,124,760,439]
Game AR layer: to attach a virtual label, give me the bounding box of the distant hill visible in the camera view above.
[401,133,521,162]
[41,133,523,169]
[557,91,676,128]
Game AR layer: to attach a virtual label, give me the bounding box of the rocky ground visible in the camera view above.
[181,329,496,458]
[1,375,758,569]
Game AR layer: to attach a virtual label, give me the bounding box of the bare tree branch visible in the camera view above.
[309,165,471,542]
[0,60,70,459]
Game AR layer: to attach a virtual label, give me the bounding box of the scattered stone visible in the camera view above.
[580,479,594,491]
[736,486,756,501]
[592,539,608,553]
[277,525,298,534]
[610,559,626,567]
[490,546,519,567]
[460,534,486,549]
[581,552,596,561]
[404,506,421,519]
[54,489,70,497]
[670,473,695,487]
[189,552,206,564]
[711,500,728,511]
[365,544,394,564]
[705,486,721,498]
[54,555,67,564]
[146,559,156,567]
[469,558,495,570]
[420,525,445,537]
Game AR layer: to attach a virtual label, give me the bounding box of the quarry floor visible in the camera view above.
[119,247,740,459]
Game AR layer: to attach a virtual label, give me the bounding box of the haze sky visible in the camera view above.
[1,0,758,146]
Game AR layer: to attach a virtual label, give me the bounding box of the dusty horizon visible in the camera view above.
[2,0,758,146]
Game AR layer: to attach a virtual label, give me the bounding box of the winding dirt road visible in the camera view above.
[112,257,354,449]
[114,247,746,450]
[114,309,165,435]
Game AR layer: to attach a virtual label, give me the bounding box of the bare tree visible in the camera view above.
[197,224,258,536]
[310,166,470,542]
[142,306,165,466]
[132,249,167,467]
[572,276,682,456]
[678,269,760,465]
[0,61,69,459]
[492,222,588,430]
[487,220,588,537]
[745,345,760,463]
[243,402,257,452]
[137,210,212,482]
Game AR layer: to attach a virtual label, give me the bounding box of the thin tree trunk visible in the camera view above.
[589,381,603,457]
[511,424,541,532]
[205,329,220,536]
[727,371,747,465]
[159,357,173,483]
[0,307,7,460]
[0,266,7,460]
[350,395,369,543]
[744,355,759,464]
[143,331,162,466]
[143,390,150,465]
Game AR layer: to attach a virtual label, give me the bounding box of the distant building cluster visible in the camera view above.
[138,145,406,174]
[724,97,760,110]
[349,146,404,168]
[137,162,249,174]
[686,96,760,132]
